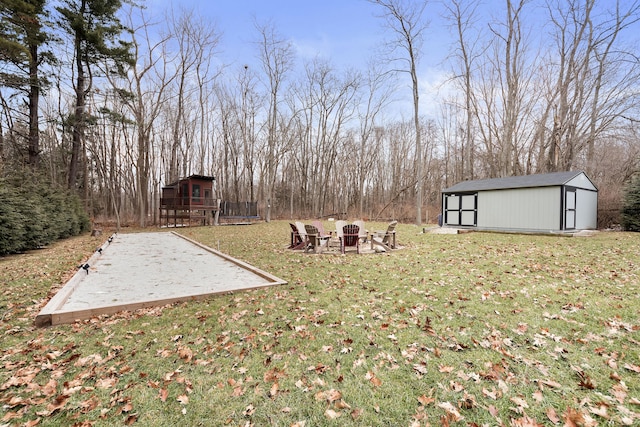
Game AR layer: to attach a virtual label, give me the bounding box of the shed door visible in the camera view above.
[181,183,189,206]
[444,193,477,227]
[564,188,576,230]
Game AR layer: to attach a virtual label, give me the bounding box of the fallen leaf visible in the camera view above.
[178,346,193,362]
[532,390,543,403]
[623,363,640,373]
[365,371,382,387]
[588,404,609,418]
[540,379,562,389]
[350,408,363,420]
[176,395,189,405]
[546,407,560,424]
[510,396,529,408]
[413,364,428,375]
[612,383,628,403]
[418,395,435,406]
[437,401,463,421]
[325,409,341,419]
[511,415,544,426]
[270,382,279,397]
[45,394,69,415]
[328,399,347,411]
[96,377,118,389]
[482,388,499,400]
[124,414,138,425]
[315,388,342,403]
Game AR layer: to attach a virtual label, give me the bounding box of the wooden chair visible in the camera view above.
[341,224,360,254]
[353,220,368,243]
[371,220,398,251]
[295,221,310,251]
[334,220,347,240]
[312,221,332,248]
[288,223,305,249]
[304,224,329,253]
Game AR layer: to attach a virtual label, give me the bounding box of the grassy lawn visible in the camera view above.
[1,221,639,426]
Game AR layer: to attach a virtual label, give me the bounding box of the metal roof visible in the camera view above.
[443,170,591,193]
[163,174,216,188]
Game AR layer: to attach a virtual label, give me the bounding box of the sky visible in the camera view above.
[209,0,392,69]
[138,1,640,120]
[146,0,414,69]
[142,0,455,118]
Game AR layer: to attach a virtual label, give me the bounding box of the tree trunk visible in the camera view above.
[68,38,86,190]
[28,42,40,168]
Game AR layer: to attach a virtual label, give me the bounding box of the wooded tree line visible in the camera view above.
[1,0,639,227]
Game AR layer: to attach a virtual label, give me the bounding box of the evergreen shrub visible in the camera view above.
[621,175,640,232]
[0,179,90,255]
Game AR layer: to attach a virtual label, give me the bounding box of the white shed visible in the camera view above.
[441,171,598,233]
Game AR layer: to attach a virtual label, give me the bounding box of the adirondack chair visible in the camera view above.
[295,221,310,251]
[334,220,347,239]
[312,220,332,248]
[353,220,368,243]
[305,224,329,253]
[341,224,360,254]
[289,223,305,249]
[371,220,398,251]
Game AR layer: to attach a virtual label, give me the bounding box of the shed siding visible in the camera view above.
[478,187,560,231]
[566,174,597,191]
[575,189,598,229]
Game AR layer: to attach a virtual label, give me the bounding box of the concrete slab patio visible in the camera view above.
[36,232,287,326]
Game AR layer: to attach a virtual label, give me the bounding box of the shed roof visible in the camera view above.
[443,170,593,193]
[164,174,216,188]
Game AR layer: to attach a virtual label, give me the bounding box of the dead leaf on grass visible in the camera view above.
[96,377,118,389]
[588,404,609,419]
[539,379,562,389]
[350,408,363,420]
[315,388,341,403]
[44,394,69,415]
[623,363,640,373]
[482,387,500,400]
[511,415,544,426]
[437,401,463,421]
[269,382,279,398]
[124,414,138,425]
[418,395,435,406]
[178,346,193,362]
[546,407,560,424]
[510,396,529,409]
[325,409,341,419]
[364,370,382,386]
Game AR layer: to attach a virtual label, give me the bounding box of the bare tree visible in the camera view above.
[108,6,178,227]
[255,21,295,222]
[370,0,428,225]
[165,8,220,183]
[356,62,393,217]
[310,59,359,217]
[541,0,640,173]
[442,0,484,181]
